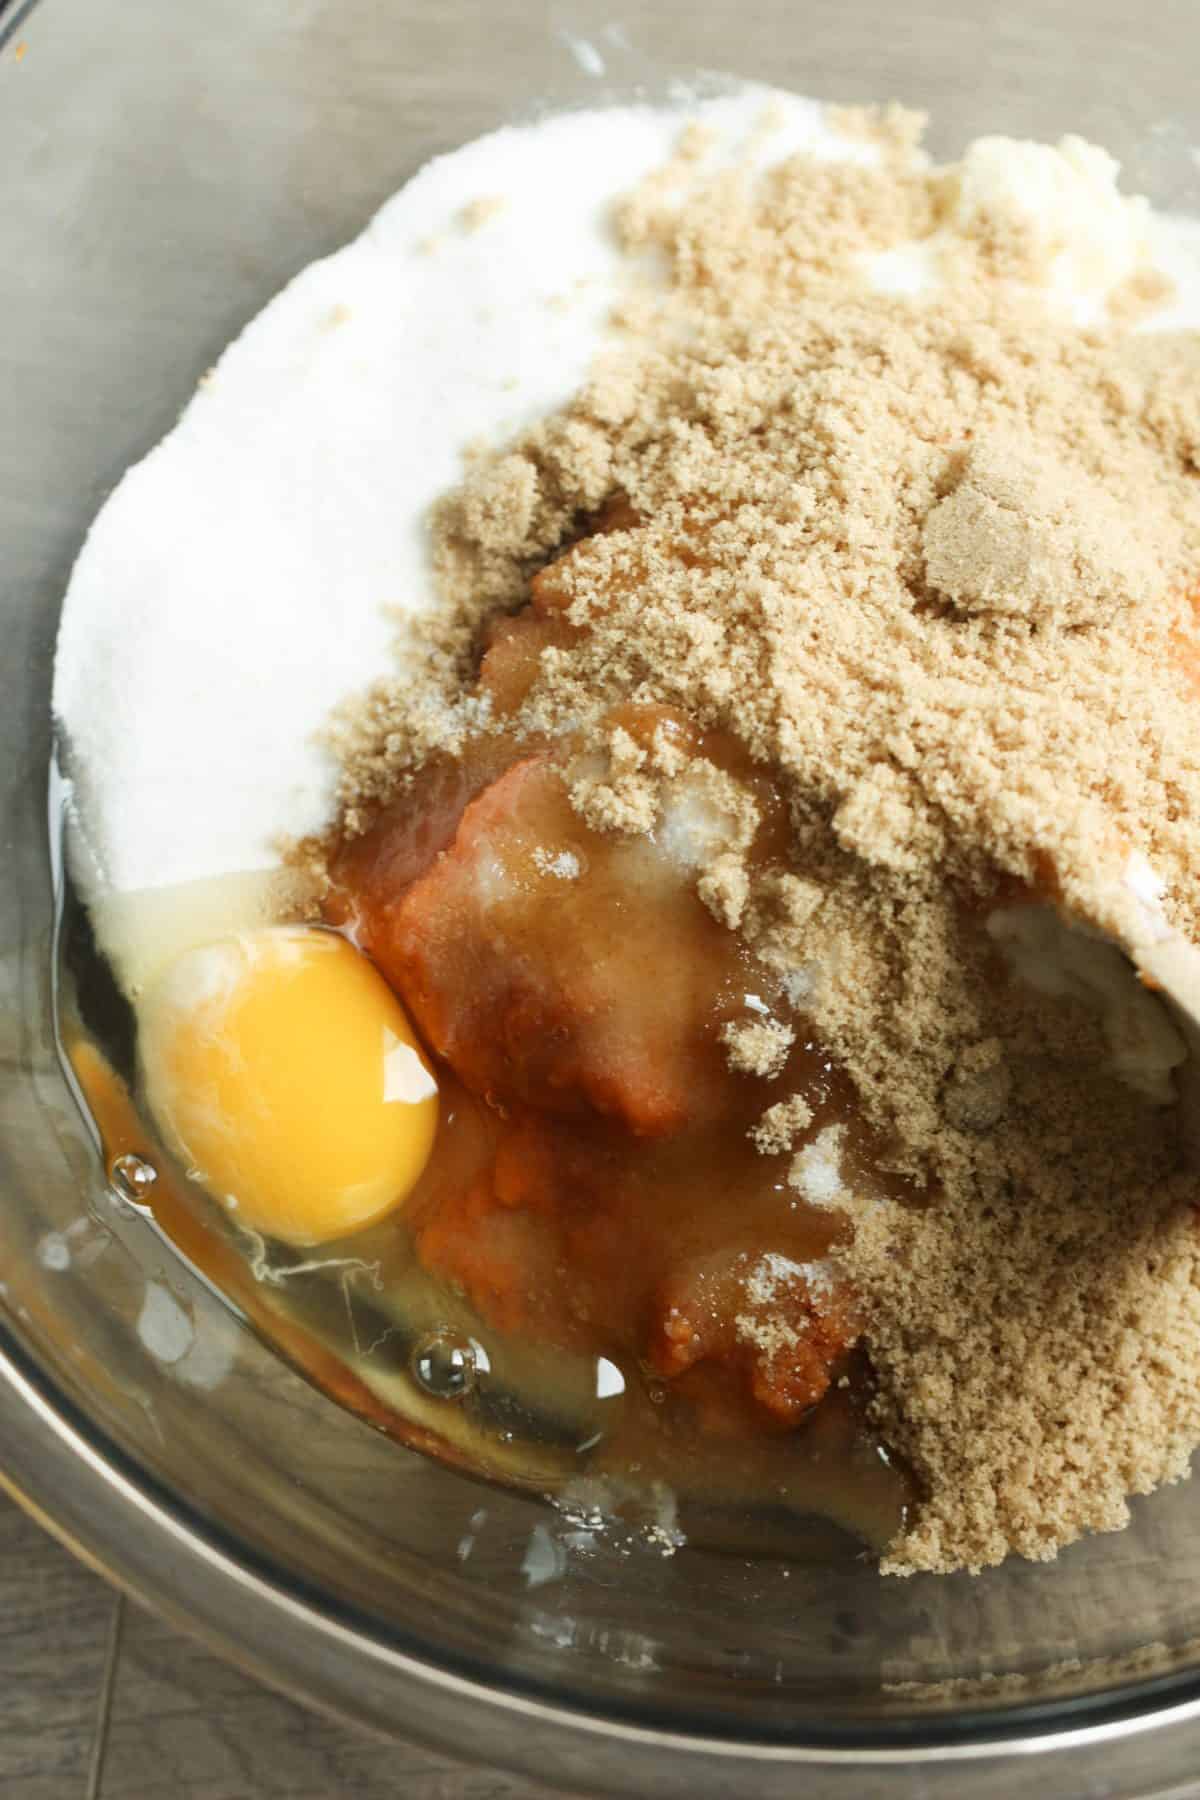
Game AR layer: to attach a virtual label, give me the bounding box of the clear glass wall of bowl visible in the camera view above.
[5,3,1200,1794]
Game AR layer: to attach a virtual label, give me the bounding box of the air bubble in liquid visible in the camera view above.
[411,1329,478,1400]
[109,1153,157,1214]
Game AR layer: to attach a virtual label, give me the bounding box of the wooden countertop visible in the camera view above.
[0,1494,560,1800]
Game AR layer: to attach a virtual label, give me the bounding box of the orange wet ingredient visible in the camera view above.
[326,711,902,1437]
[338,750,767,1136]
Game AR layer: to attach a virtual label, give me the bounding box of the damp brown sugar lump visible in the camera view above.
[317,101,1200,1577]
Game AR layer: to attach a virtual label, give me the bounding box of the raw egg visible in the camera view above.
[139,925,438,1245]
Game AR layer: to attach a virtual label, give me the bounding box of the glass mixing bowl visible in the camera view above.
[5,1,1200,1793]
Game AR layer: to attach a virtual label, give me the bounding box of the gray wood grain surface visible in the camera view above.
[0,1495,560,1800]
[0,1499,114,1800]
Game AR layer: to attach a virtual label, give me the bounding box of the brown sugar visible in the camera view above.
[750,1093,815,1155]
[329,111,1200,1573]
[721,1017,794,1079]
[921,430,1166,627]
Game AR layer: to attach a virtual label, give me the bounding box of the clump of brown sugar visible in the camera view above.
[921,430,1164,627]
[751,1093,815,1154]
[332,108,1200,1574]
[721,1017,794,1078]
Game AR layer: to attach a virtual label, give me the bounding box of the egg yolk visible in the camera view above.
[139,926,438,1246]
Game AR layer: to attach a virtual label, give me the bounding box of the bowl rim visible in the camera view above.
[6,1321,1200,1796]
[8,1,1200,1784]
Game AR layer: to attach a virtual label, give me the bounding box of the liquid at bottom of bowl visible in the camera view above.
[58,856,915,1573]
